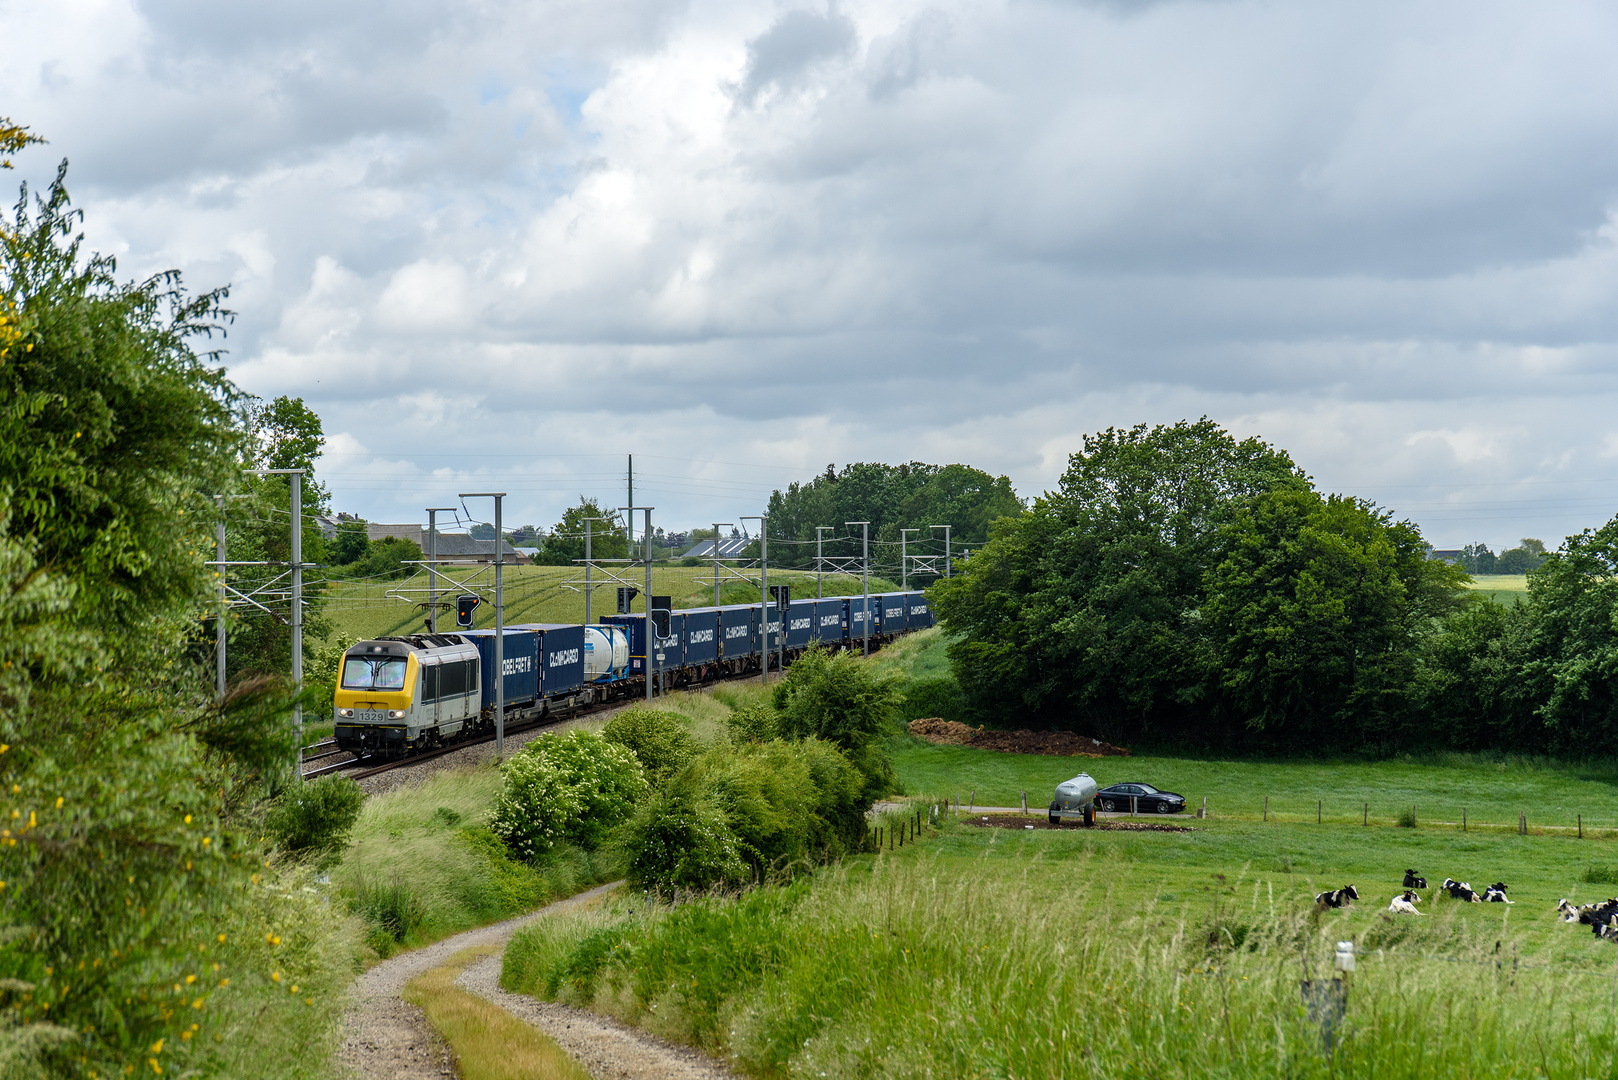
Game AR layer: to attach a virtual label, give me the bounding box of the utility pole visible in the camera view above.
[815,525,832,598]
[215,496,227,701]
[644,508,654,702]
[626,455,634,551]
[712,523,733,606]
[847,521,870,656]
[743,515,767,683]
[900,528,919,590]
[425,507,456,632]
[931,524,952,579]
[461,492,507,753]
[290,473,303,742]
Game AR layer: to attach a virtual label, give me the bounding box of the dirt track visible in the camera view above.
[338,881,733,1079]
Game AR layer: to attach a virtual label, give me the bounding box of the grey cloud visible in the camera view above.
[738,7,857,103]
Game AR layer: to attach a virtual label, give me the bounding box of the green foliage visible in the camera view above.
[0,153,349,1077]
[351,874,429,950]
[600,709,697,782]
[1396,806,1417,828]
[1520,518,1618,750]
[934,419,1306,740]
[897,674,968,725]
[618,738,866,895]
[346,535,422,579]
[264,775,365,865]
[532,498,627,566]
[1410,599,1541,751]
[1203,489,1469,747]
[330,520,369,565]
[1582,865,1618,885]
[771,643,903,798]
[723,704,778,744]
[761,461,1024,573]
[488,730,647,860]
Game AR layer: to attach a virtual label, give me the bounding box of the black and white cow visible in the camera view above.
[1568,897,1618,934]
[1388,891,1422,915]
[1482,882,1513,904]
[1441,878,1483,902]
[1315,885,1360,908]
[1403,869,1428,889]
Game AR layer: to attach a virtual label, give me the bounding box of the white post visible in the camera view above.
[215,496,227,701]
[290,471,303,753]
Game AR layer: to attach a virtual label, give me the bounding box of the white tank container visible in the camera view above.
[582,625,629,681]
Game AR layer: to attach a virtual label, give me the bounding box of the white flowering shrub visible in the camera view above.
[489,729,647,860]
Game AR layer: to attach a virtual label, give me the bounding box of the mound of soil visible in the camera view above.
[962,817,1195,833]
[908,718,1131,757]
[907,718,980,745]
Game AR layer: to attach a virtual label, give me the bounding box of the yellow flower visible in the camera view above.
[270,972,281,983]
[183,815,191,825]
[184,975,195,985]
[201,837,210,847]
[216,934,226,944]
[289,985,299,994]
[54,797,61,809]
[150,1039,163,1054]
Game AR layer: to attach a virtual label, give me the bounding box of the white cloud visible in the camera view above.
[5,0,1618,550]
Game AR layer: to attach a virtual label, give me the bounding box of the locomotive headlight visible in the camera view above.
[387,709,407,719]
[336,708,354,718]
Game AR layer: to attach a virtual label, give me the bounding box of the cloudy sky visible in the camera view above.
[6,0,1618,549]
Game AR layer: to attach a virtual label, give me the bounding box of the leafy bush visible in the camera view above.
[1397,807,1417,828]
[772,644,903,798]
[1582,865,1618,885]
[602,708,697,781]
[619,786,750,897]
[898,674,968,726]
[724,703,778,744]
[619,738,866,896]
[489,729,647,860]
[264,774,365,864]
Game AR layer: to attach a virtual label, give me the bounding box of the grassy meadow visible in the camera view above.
[503,804,1618,1078]
[1464,573,1530,605]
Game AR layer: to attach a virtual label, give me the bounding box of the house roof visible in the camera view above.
[682,537,753,559]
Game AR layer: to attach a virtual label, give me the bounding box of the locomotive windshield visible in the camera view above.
[341,657,408,691]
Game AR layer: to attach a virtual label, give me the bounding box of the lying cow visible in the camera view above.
[1315,885,1360,909]
[1403,869,1428,889]
[1559,897,1618,934]
[1441,878,1483,903]
[1482,882,1513,904]
[1388,891,1422,915]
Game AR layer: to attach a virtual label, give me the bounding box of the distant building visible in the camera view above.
[365,525,522,564]
[682,536,753,559]
[1429,549,1463,564]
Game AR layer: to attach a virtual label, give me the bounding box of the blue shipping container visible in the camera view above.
[682,608,720,665]
[812,598,846,645]
[905,591,934,628]
[848,596,875,640]
[509,623,586,697]
[880,593,908,634]
[718,605,758,659]
[462,629,541,709]
[784,601,814,649]
[657,612,686,671]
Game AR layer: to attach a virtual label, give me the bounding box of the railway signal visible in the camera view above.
[651,595,673,639]
[456,593,480,628]
[617,586,639,613]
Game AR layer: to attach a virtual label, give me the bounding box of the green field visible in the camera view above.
[1464,573,1530,605]
[890,742,1618,833]
[312,565,900,644]
[504,808,1618,1078]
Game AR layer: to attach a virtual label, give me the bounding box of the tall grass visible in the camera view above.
[504,847,1618,1078]
[333,764,613,954]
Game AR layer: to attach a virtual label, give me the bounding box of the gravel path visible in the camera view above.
[338,880,735,1080]
[457,955,734,1079]
[338,882,618,1078]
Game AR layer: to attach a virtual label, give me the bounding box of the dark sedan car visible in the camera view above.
[1096,783,1186,815]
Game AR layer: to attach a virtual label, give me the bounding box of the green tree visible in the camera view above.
[933,419,1307,739]
[533,498,627,566]
[1520,516,1618,750]
[330,519,369,565]
[1496,538,1548,575]
[760,461,1023,576]
[0,151,317,1075]
[1202,490,1469,748]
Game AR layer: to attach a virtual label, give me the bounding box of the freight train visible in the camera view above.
[331,591,934,756]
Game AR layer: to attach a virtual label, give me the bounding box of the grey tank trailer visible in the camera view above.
[1048,772,1099,826]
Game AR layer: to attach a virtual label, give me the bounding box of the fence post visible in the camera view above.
[969,790,975,814]
[1264,795,1269,822]
[1318,800,1322,824]
[1579,813,1583,839]
[1463,809,1466,832]
[1021,791,1027,815]
[1363,802,1368,827]
[1201,796,1208,820]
